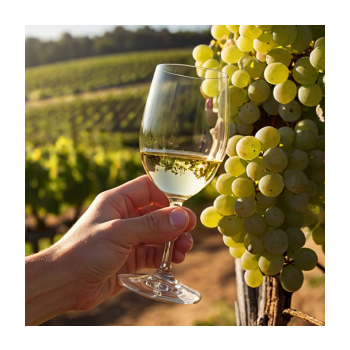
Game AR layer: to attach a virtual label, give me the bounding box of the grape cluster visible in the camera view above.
[195,25,325,293]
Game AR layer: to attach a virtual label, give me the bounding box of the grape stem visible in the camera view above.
[283,308,325,326]
[316,262,325,273]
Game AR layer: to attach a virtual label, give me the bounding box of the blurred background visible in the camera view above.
[25,25,324,326]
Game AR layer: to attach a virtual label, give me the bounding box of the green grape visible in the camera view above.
[200,206,222,228]
[232,178,255,197]
[292,57,319,84]
[205,69,220,79]
[292,130,317,151]
[229,122,237,137]
[312,226,325,245]
[238,102,260,124]
[273,80,297,104]
[244,269,264,288]
[230,106,239,118]
[256,51,266,62]
[266,48,292,67]
[293,248,318,271]
[308,203,320,214]
[244,212,267,236]
[225,156,247,177]
[278,126,295,145]
[246,157,266,181]
[306,179,318,196]
[265,207,285,228]
[278,100,302,122]
[216,174,235,195]
[302,208,316,227]
[284,189,309,212]
[280,265,304,292]
[218,215,245,237]
[226,135,244,157]
[248,79,270,103]
[307,149,325,168]
[298,84,323,107]
[253,30,277,53]
[291,25,312,51]
[229,85,248,107]
[314,37,325,48]
[221,45,245,64]
[195,61,206,78]
[242,56,266,79]
[279,135,292,151]
[222,64,239,81]
[310,46,325,71]
[211,25,230,39]
[306,167,325,182]
[256,25,273,30]
[237,36,254,52]
[237,121,254,135]
[284,210,304,228]
[255,126,281,151]
[295,119,318,136]
[287,149,309,170]
[285,227,306,250]
[241,250,260,270]
[259,173,284,197]
[232,70,251,88]
[226,25,240,33]
[223,235,244,248]
[256,191,278,208]
[214,195,237,216]
[229,246,246,258]
[264,228,288,255]
[283,169,308,194]
[239,25,263,40]
[235,197,257,218]
[263,148,288,172]
[202,58,220,69]
[264,62,289,85]
[236,136,262,160]
[192,44,214,62]
[262,92,279,115]
[244,233,266,255]
[259,251,284,275]
[271,25,297,46]
[202,79,219,97]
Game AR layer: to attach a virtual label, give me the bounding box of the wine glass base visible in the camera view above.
[118,273,202,304]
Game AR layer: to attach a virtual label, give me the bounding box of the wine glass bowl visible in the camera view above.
[118,64,229,304]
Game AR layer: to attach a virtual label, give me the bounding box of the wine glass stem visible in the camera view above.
[153,200,184,284]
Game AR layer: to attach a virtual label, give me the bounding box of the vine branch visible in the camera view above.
[283,308,325,326]
[317,262,325,273]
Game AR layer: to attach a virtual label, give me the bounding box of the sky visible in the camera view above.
[25,25,211,40]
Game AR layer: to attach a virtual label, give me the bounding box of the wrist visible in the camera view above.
[25,244,77,325]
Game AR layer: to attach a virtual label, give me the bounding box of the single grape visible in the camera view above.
[244,233,266,255]
[287,149,309,170]
[307,149,325,168]
[273,80,297,104]
[202,59,220,70]
[214,195,237,216]
[225,156,247,177]
[292,130,317,151]
[302,208,316,227]
[264,62,289,85]
[211,25,230,39]
[306,167,325,182]
[222,45,245,64]
[278,100,302,122]
[238,102,261,125]
[263,148,288,173]
[259,173,284,197]
[278,126,295,145]
[314,37,325,48]
[256,51,267,62]
[265,207,285,228]
[266,48,292,67]
[216,174,235,195]
[242,56,266,79]
[246,157,266,181]
[200,206,222,228]
[284,210,304,228]
[239,25,263,40]
[236,121,254,135]
[253,30,277,53]
[236,136,262,160]
[232,69,251,88]
[306,179,319,197]
[292,57,319,84]
[192,44,214,62]
[312,226,325,245]
[218,215,244,236]
[237,36,254,52]
[229,85,248,107]
[244,212,267,236]
[262,92,280,115]
[235,197,257,218]
[298,84,323,107]
[271,25,297,46]
[241,250,260,270]
[259,251,284,275]
[229,246,246,258]
[226,25,240,33]
[255,126,281,151]
[291,25,313,51]
[284,189,309,212]
[232,177,255,198]
[223,234,245,248]
[244,269,264,288]
[226,135,244,157]
[295,119,318,136]
[280,265,304,292]
[229,122,237,137]
[293,248,318,271]
[283,169,308,194]
[285,227,306,250]
[202,79,219,97]
[222,64,239,81]
[264,228,288,255]
[248,79,270,103]
[256,191,278,208]
[310,46,325,71]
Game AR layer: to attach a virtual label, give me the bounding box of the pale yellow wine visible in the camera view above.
[141,150,221,201]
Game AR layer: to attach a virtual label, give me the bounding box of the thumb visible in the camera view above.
[108,207,191,246]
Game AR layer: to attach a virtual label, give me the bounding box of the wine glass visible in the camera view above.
[118,64,229,304]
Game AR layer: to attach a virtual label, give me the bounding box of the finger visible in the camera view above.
[174,232,193,253]
[138,202,165,216]
[172,250,186,264]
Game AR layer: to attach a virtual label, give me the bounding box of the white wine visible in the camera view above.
[141,150,221,201]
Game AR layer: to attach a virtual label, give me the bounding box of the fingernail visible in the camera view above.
[169,208,188,229]
[185,232,193,241]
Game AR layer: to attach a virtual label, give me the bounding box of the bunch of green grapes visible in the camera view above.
[195,25,325,293]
